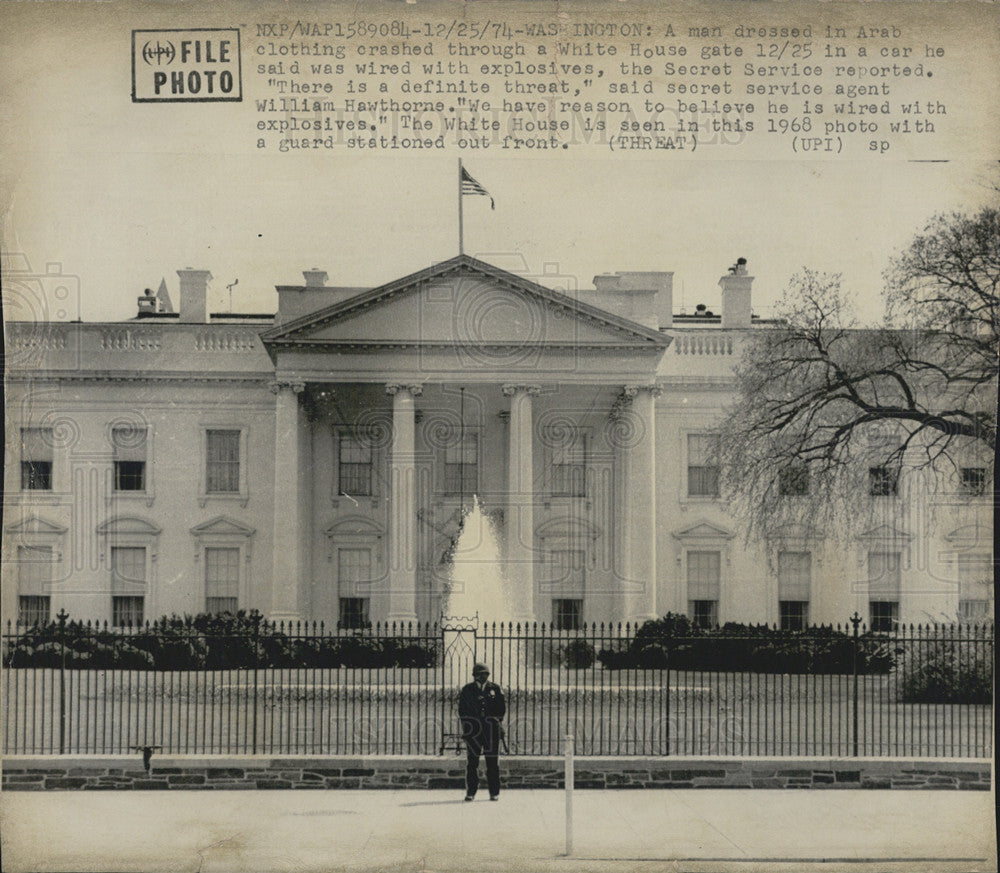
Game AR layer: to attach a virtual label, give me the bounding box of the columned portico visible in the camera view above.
[386,382,422,623]
[271,379,307,622]
[615,384,661,624]
[502,384,540,622]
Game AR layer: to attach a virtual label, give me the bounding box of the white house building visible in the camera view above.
[3,254,993,630]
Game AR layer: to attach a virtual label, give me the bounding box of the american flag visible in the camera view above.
[460,167,494,209]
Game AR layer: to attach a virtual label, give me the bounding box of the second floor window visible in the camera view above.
[960,467,987,495]
[687,434,720,497]
[113,427,147,491]
[206,430,240,493]
[778,465,809,496]
[868,466,898,497]
[444,432,478,495]
[339,433,373,496]
[21,428,53,491]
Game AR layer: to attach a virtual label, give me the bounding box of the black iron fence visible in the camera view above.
[2,612,993,758]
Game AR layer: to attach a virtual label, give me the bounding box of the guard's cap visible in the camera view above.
[472,663,490,675]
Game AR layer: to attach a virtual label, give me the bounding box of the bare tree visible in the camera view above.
[718,206,998,540]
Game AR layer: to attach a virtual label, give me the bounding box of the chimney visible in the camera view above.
[591,271,673,330]
[719,257,753,329]
[177,268,212,323]
[303,268,328,288]
[136,288,157,315]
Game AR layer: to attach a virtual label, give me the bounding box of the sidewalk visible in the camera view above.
[1,788,996,872]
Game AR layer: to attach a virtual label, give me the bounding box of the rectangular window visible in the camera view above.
[339,597,370,629]
[112,596,144,627]
[957,555,991,621]
[778,551,811,614]
[111,546,146,626]
[960,467,987,496]
[338,547,372,604]
[18,545,52,596]
[551,431,587,498]
[205,547,240,614]
[444,432,478,495]
[687,550,720,627]
[869,466,898,497]
[779,601,809,631]
[552,598,583,630]
[778,465,810,496]
[338,433,373,497]
[868,600,898,632]
[18,595,51,625]
[689,599,718,629]
[113,427,147,491]
[20,427,53,490]
[687,434,720,497]
[206,429,240,493]
[867,551,901,599]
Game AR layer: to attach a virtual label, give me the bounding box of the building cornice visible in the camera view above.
[6,371,274,385]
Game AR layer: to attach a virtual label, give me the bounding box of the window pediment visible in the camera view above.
[97,516,162,536]
[5,515,68,536]
[190,516,256,538]
[672,520,734,541]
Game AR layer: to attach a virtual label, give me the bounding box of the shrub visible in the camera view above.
[561,639,596,669]
[897,636,993,704]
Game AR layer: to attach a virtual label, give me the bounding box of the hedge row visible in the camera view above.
[3,611,439,671]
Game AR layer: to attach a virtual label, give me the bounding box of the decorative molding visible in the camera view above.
[501,384,541,397]
[99,328,162,351]
[269,380,305,394]
[385,383,423,397]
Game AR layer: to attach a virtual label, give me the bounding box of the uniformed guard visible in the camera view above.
[458,663,506,801]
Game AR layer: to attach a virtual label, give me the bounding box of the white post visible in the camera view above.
[564,732,574,857]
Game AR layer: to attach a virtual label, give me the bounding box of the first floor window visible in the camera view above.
[687,550,721,627]
[779,600,809,631]
[869,600,898,632]
[206,429,241,493]
[18,595,50,625]
[338,548,372,628]
[21,427,54,490]
[18,545,52,621]
[958,599,990,621]
[113,596,144,627]
[778,551,811,630]
[552,598,583,630]
[205,547,239,614]
[689,599,718,629]
[111,546,146,627]
[957,555,991,622]
[339,597,370,629]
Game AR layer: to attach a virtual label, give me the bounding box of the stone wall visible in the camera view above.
[1,755,990,791]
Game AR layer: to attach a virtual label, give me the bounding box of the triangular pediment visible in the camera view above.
[672,520,734,540]
[5,515,68,536]
[262,255,669,353]
[190,516,256,537]
[767,522,825,542]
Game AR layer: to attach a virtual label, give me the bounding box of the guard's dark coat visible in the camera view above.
[459,679,506,796]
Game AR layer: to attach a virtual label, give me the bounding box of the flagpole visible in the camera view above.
[458,157,464,255]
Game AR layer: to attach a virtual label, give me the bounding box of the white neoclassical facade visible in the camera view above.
[3,254,993,629]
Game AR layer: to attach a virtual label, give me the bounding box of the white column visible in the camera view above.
[503,384,540,623]
[386,383,422,624]
[271,380,306,622]
[619,384,661,625]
